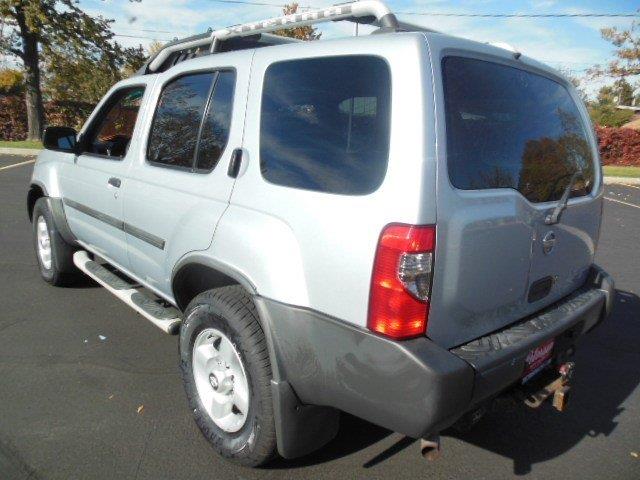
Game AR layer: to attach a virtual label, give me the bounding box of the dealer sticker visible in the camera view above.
[522,339,555,384]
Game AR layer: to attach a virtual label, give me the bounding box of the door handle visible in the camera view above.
[108,177,121,188]
[227,149,242,178]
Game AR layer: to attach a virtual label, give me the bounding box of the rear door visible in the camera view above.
[426,40,601,349]
[122,53,249,298]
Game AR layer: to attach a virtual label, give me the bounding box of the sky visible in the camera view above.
[76,0,640,96]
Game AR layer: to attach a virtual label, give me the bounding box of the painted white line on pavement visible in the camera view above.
[605,197,640,210]
[622,183,640,190]
[0,159,35,171]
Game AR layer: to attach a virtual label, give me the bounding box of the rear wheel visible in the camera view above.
[32,198,78,286]
[179,286,277,467]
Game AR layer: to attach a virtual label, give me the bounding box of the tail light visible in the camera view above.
[367,224,436,339]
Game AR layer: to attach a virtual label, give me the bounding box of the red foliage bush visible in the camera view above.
[595,125,640,166]
[0,95,27,140]
[0,95,94,141]
[45,100,95,131]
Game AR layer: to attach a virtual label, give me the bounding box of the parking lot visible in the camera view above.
[1,154,638,479]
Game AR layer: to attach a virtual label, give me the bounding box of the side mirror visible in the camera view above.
[42,126,78,153]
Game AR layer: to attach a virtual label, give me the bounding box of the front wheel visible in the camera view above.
[179,286,277,467]
[32,197,78,286]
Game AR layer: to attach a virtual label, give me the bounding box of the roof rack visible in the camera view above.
[143,0,401,74]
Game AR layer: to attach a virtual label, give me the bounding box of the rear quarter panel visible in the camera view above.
[214,33,437,327]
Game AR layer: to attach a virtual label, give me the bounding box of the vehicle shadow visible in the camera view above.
[64,273,100,288]
[449,289,640,475]
[269,290,639,473]
[266,413,394,469]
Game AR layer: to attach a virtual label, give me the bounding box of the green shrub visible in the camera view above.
[589,104,634,127]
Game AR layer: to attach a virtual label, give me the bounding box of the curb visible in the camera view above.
[0,147,41,156]
[603,176,640,186]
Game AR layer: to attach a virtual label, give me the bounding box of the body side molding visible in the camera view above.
[62,198,165,250]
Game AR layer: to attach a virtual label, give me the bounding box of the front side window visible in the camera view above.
[84,86,145,158]
[442,56,595,203]
[260,56,391,195]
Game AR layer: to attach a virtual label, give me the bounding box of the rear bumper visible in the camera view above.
[257,265,614,455]
[452,265,614,405]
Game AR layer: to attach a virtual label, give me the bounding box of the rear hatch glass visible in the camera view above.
[443,56,594,201]
[427,55,600,349]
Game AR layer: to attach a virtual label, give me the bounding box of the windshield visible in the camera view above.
[442,56,595,203]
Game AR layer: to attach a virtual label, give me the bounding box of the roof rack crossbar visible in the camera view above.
[148,0,399,73]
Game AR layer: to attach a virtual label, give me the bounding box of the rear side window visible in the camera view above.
[148,72,214,169]
[197,71,235,171]
[260,56,391,195]
[442,56,595,203]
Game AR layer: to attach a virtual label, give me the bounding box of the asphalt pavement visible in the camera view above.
[1,154,638,479]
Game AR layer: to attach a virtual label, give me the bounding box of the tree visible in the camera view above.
[596,85,616,105]
[43,43,145,104]
[272,3,321,41]
[0,1,145,140]
[147,40,164,57]
[613,78,635,106]
[595,20,640,78]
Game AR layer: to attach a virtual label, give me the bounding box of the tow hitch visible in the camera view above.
[520,362,574,412]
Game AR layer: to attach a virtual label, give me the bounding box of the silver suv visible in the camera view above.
[28,1,614,467]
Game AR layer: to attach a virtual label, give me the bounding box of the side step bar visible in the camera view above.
[73,251,182,334]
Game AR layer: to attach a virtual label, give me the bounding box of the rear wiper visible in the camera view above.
[544,171,581,225]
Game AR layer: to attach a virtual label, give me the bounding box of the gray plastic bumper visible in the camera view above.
[255,265,614,458]
[254,297,475,455]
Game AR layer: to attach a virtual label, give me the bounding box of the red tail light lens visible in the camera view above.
[367,224,436,339]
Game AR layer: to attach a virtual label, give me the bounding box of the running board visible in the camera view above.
[73,251,182,334]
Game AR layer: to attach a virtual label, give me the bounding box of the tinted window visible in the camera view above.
[148,73,214,169]
[196,71,235,171]
[443,57,595,203]
[260,56,391,195]
[85,87,145,158]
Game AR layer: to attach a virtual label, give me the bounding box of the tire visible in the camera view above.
[179,286,277,467]
[32,197,78,286]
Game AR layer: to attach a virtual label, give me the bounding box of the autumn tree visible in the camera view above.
[0,1,145,140]
[593,20,640,78]
[272,3,321,41]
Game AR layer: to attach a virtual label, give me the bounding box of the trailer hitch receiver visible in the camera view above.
[522,362,574,412]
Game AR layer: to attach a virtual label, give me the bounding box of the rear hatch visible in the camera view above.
[426,41,602,349]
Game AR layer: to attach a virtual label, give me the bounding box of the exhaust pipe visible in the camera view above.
[420,435,441,461]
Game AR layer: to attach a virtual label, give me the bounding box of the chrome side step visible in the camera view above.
[73,251,181,334]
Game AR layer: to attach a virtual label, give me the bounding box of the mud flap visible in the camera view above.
[271,379,340,459]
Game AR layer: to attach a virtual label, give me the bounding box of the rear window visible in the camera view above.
[260,56,391,195]
[442,56,595,203]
